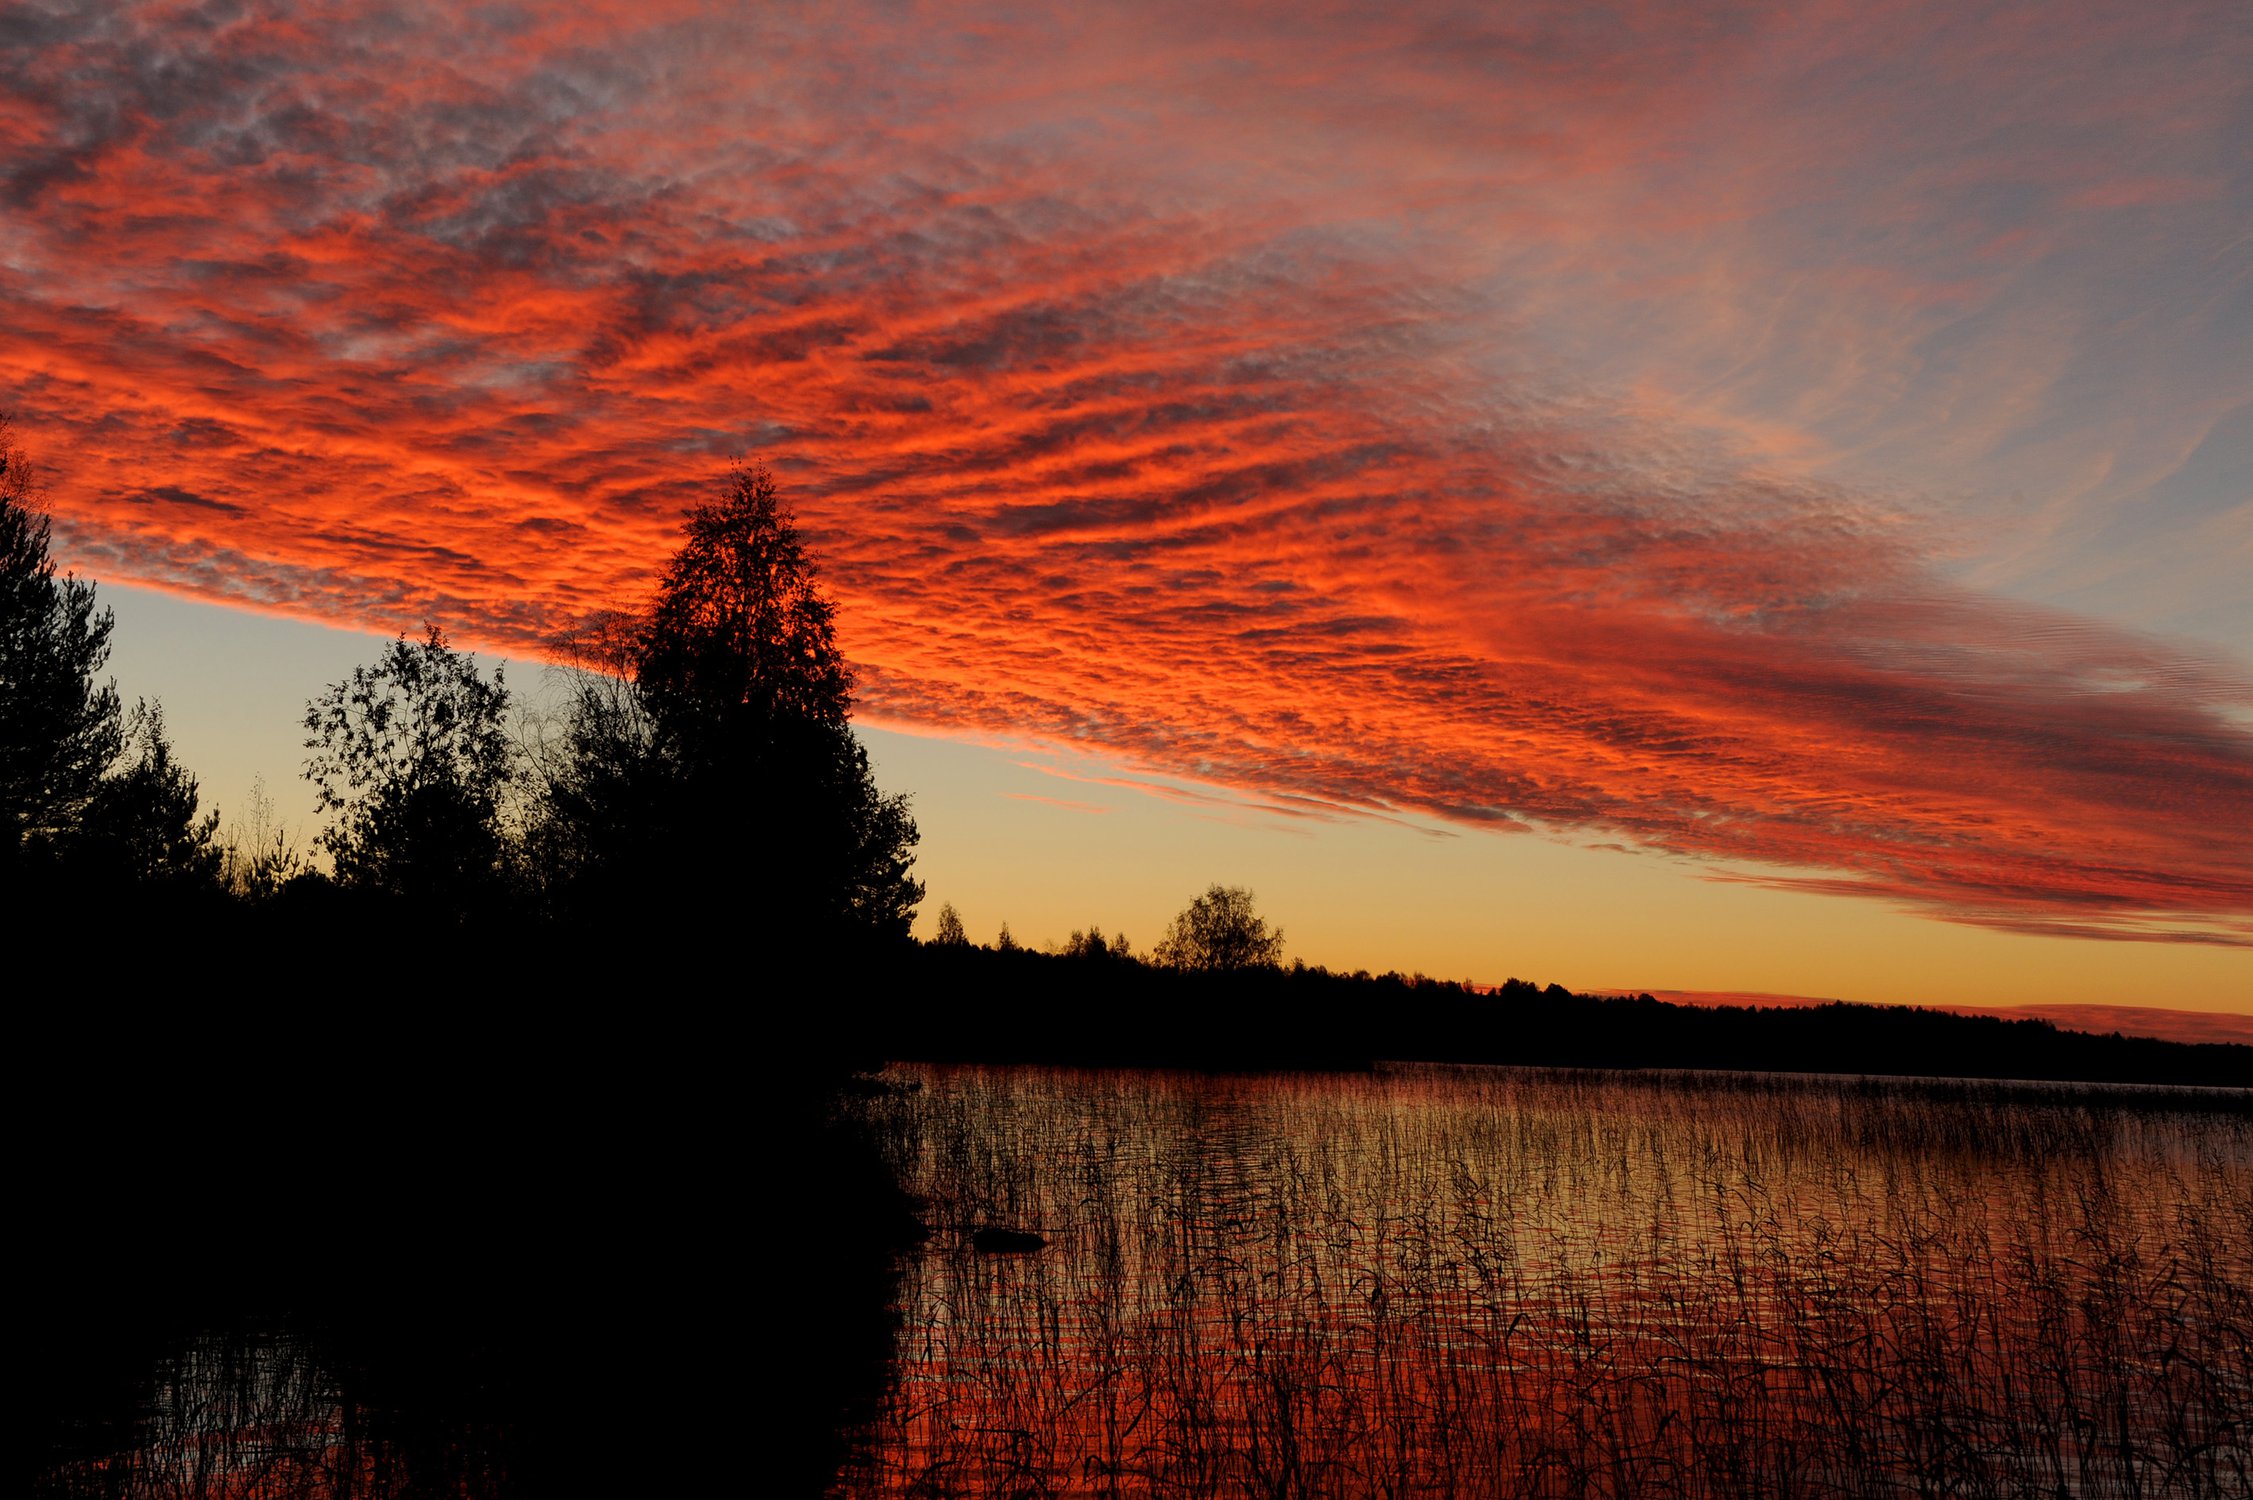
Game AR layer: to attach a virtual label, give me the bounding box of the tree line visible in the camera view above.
[927,881,1287,972]
[3,416,924,960]
[6,409,1298,988]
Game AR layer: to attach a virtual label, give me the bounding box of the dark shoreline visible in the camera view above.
[875,944,2252,1088]
[23,1039,909,1500]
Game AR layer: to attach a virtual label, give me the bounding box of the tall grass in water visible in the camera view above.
[842,1067,2251,1499]
[35,1324,511,1500]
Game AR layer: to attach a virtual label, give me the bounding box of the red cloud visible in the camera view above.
[5,1,2249,945]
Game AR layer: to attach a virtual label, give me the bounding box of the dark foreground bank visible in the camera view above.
[20,1015,914,1500]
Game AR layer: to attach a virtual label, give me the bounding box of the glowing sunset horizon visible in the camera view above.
[5,1,2248,1020]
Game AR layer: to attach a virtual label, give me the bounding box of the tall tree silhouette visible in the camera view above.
[639,466,854,739]
[534,465,921,943]
[0,415,123,878]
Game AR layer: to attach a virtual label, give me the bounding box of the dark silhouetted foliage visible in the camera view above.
[1059,923,1132,962]
[1154,883,1284,971]
[524,611,662,907]
[874,939,2252,1086]
[639,464,853,738]
[933,900,969,945]
[1,415,123,875]
[532,464,921,943]
[304,625,514,913]
[217,772,310,902]
[68,699,222,890]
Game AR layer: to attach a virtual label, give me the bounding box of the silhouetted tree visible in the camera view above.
[304,625,514,913]
[70,699,223,889]
[638,465,853,740]
[933,901,969,946]
[1060,924,1134,962]
[219,773,310,902]
[524,611,661,905]
[534,464,921,942]
[1154,884,1284,971]
[0,415,123,875]
[996,921,1019,952]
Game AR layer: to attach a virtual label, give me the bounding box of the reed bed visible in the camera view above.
[39,1328,448,1500]
[842,1066,2252,1499]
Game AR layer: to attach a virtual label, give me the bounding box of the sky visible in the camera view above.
[4,1,2249,1026]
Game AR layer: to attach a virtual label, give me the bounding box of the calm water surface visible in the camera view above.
[844,1066,2252,1499]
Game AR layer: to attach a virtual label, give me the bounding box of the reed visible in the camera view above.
[843,1066,2252,1499]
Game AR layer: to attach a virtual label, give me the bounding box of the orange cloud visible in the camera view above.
[4,1,2249,945]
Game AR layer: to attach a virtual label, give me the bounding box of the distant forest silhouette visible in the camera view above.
[4,412,2247,1088]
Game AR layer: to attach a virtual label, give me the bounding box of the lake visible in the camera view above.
[841,1065,2251,1498]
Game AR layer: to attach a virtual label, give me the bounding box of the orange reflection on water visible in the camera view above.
[845,1066,2253,1498]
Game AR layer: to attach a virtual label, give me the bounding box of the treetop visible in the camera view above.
[638,464,855,734]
